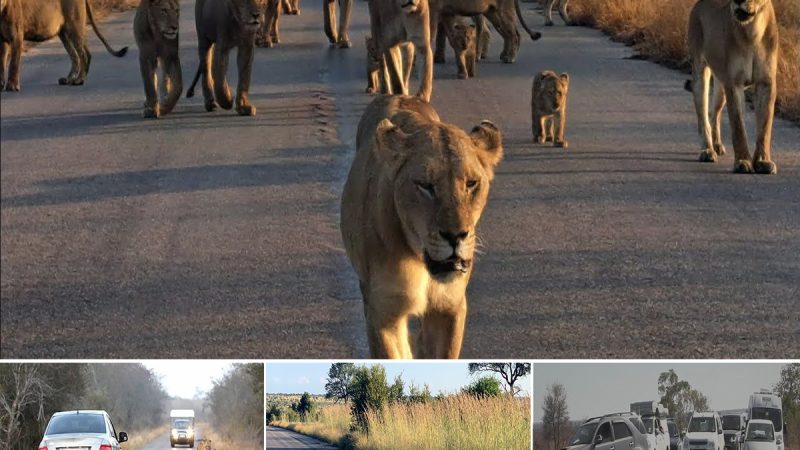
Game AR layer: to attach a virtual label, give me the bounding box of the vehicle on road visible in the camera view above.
[748,390,785,450]
[565,412,650,450]
[684,412,725,450]
[721,411,748,450]
[170,409,196,448]
[38,410,127,450]
[631,401,670,450]
[668,418,683,450]
[740,420,778,450]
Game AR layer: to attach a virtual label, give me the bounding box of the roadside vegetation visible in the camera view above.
[90,0,139,18]
[550,0,800,122]
[267,363,531,450]
[206,363,264,449]
[0,363,167,450]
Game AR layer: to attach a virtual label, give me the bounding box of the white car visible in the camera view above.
[684,412,725,450]
[641,415,671,450]
[38,410,128,450]
[741,420,779,450]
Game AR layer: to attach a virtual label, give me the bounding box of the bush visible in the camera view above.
[349,365,389,430]
[463,377,503,398]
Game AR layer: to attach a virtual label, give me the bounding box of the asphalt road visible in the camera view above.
[138,428,202,450]
[265,426,337,450]
[1,2,798,358]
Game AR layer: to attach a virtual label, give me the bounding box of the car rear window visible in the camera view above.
[614,422,633,439]
[46,414,106,435]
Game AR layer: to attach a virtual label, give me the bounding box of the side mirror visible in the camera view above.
[118,432,128,443]
[596,435,604,444]
[776,438,782,445]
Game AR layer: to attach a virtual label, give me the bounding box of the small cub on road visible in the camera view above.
[531,70,569,148]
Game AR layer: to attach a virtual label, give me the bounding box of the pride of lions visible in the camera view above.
[0,0,783,358]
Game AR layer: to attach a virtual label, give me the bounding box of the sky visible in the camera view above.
[266,362,532,396]
[533,362,785,421]
[143,361,237,399]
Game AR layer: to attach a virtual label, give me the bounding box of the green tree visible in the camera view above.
[658,369,709,431]
[291,392,315,420]
[207,363,264,444]
[325,363,356,403]
[265,403,282,424]
[542,383,569,450]
[468,363,531,396]
[349,365,389,430]
[388,375,405,404]
[775,363,800,449]
[409,383,433,403]
[463,376,503,398]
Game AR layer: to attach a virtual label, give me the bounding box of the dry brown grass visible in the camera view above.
[89,0,139,19]
[201,425,262,450]
[120,425,169,450]
[560,0,800,122]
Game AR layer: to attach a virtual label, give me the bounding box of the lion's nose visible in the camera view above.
[439,230,468,247]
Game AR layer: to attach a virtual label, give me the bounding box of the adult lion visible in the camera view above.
[134,0,182,119]
[688,0,779,174]
[186,0,262,116]
[340,95,504,359]
[431,0,541,64]
[324,0,351,48]
[0,0,128,91]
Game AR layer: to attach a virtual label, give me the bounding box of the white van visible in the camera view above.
[169,409,195,448]
[748,390,784,450]
[684,412,725,450]
[631,401,670,450]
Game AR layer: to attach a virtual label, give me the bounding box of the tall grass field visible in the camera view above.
[556,0,800,122]
[270,395,531,450]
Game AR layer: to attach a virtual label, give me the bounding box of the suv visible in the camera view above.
[685,412,725,450]
[722,413,747,450]
[171,418,195,448]
[668,419,683,450]
[565,413,649,450]
[740,419,778,450]
[38,410,128,450]
[641,414,671,450]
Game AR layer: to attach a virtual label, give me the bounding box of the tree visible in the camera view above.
[349,365,389,430]
[409,383,433,403]
[207,363,264,444]
[775,363,800,449]
[468,363,531,396]
[0,364,53,449]
[292,392,314,420]
[542,383,569,450]
[265,403,282,424]
[324,363,356,404]
[658,370,710,431]
[463,376,502,398]
[388,375,405,404]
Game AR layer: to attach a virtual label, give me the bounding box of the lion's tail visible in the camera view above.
[84,0,128,57]
[186,65,202,98]
[515,0,542,41]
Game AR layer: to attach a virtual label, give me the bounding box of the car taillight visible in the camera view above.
[38,446,48,450]
[99,445,113,450]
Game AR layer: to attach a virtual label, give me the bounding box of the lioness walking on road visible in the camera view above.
[186,0,262,116]
[0,0,128,91]
[134,0,182,119]
[341,95,503,359]
[688,0,779,174]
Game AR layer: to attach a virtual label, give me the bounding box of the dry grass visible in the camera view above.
[560,0,800,122]
[120,425,169,450]
[274,396,530,450]
[89,0,139,18]
[201,425,262,450]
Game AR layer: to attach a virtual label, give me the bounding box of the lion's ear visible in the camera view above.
[560,72,570,83]
[374,118,410,174]
[470,120,503,171]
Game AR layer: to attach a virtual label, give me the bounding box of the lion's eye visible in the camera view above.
[415,181,435,199]
[466,179,479,189]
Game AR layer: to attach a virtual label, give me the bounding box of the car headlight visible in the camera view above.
[707,442,715,449]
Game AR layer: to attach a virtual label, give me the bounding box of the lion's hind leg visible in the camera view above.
[57,30,83,86]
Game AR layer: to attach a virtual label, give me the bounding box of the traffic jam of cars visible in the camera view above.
[562,391,785,450]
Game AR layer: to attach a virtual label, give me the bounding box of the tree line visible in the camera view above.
[205,363,264,445]
[0,363,166,450]
[539,364,800,450]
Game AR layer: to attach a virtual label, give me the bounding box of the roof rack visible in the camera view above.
[584,412,641,423]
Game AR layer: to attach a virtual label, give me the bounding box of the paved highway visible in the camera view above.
[2,1,798,358]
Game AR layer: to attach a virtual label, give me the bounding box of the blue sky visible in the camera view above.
[533,362,785,421]
[267,362,531,396]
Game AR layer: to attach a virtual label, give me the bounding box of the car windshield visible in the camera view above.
[631,417,647,435]
[688,417,717,433]
[746,423,775,441]
[750,407,783,432]
[722,416,742,431]
[570,423,598,446]
[173,420,191,429]
[45,414,106,435]
[668,422,679,438]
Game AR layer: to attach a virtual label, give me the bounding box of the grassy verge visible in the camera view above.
[89,0,140,19]
[271,396,530,450]
[549,0,800,123]
[120,424,169,450]
[200,425,262,450]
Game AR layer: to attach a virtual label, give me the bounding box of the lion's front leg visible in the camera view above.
[365,307,413,359]
[554,107,568,148]
[323,0,338,45]
[724,85,754,173]
[139,52,159,118]
[235,44,256,116]
[212,44,233,110]
[752,76,777,174]
[336,0,352,48]
[0,41,9,91]
[160,54,183,116]
[413,35,433,102]
[417,306,466,359]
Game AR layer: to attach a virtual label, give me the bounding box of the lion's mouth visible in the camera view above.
[162,30,178,39]
[424,253,471,276]
[400,0,417,11]
[734,7,756,22]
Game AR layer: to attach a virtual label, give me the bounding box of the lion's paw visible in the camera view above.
[555,140,569,149]
[714,143,726,156]
[204,99,218,112]
[733,159,754,174]
[753,159,777,175]
[699,149,717,163]
[143,106,160,119]
[237,104,256,116]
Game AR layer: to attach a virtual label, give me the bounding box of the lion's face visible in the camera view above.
[452,24,477,53]
[730,0,769,23]
[375,115,503,278]
[537,71,569,111]
[147,0,180,40]
[230,0,264,31]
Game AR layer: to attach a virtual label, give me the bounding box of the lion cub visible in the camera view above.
[444,19,477,79]
[531,70,569,148]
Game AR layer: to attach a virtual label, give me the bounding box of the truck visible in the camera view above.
[631,402,670,450]
[748,390,785,450]
[170,409,195,448]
